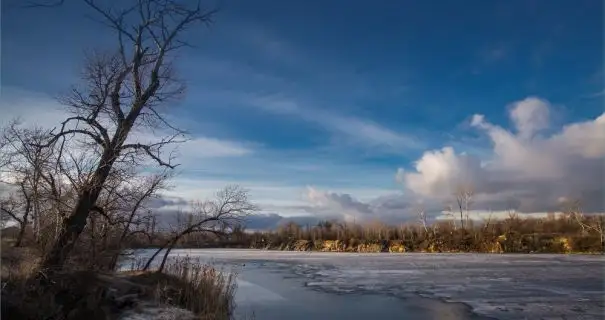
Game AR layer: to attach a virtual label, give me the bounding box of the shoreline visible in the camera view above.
[132,246,604,255]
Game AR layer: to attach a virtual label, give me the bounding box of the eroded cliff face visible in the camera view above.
[255,239,406,253]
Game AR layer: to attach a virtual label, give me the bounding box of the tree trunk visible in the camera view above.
[89,216,97,267]
[14,221,27,247]
[39,192,96,270]
[39,149,117,271]
[143,234,182,272]
[143,240,171,271]
[157,245,175,273]
[38,115,140,271]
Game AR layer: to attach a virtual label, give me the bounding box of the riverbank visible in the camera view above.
[158,215,604,254]
[166,237,603,254]
[0,243,236,320]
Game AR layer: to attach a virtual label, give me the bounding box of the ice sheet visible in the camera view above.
[131,249,605,320]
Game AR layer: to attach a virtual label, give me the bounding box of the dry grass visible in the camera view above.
[126,257,237,320]
[1,240,41,281]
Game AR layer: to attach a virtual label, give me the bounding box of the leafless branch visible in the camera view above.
[143,185,257,271]
[26,0,220,271]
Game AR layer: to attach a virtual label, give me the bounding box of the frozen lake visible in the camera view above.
[132,249,604,320]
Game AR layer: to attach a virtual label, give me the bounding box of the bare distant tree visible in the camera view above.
[143,185,257,272]
[0,183,32,247]
[481,209,494,234]
[415,204,429,235]
[0,124,14,170]
[442,203,457,231]
[455,184,474,230]
[0,123,56,246]
[107,170,173,269]
[562,199,604,250]
[37,0,217,271]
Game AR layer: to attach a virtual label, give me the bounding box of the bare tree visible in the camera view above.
[143,185,257,272]
[442,203,457,231]
[37,0,217,271]
[0,123,56,246]
[415,204,429,235]
[455,184,474,230]
[562,199,604,250]
[107,170,172,269]
[482,209,494,234]
[0,123,15,170]
[0,183,32,247]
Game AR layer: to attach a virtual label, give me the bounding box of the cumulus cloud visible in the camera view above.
[508,96,550,139]
[398,147,484,198]
[399,96,605,213]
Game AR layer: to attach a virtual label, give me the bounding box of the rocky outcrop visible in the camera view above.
[388,240,406,253]
[255,240,406,253]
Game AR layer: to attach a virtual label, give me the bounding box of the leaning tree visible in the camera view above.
[37,0,217,271]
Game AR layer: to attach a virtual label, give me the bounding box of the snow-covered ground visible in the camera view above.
[133,249,605,320]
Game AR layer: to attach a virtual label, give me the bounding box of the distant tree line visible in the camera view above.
[142,210,604,254]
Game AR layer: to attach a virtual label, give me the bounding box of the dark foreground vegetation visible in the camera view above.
[1,239,237,320]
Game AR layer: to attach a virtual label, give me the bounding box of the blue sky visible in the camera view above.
[2,0,603,227]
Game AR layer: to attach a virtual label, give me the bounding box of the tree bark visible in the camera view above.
[39,147,118,270]
[143,234,182,272]
[14,219,27,248]
[143,240,171,271]
[157,245,175,273]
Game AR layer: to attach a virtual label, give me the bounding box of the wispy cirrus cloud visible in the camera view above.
[179,24,424,154]
[479,43,512,64]
[249,94,422,152]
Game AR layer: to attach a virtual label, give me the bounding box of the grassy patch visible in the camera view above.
[125,257,237,320]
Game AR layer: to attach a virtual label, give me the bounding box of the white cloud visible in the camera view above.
[398,96,605,213]
[508,96,550,139]
[400,146,484,198]
[179,137,252,158]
